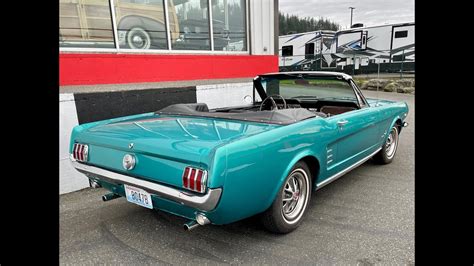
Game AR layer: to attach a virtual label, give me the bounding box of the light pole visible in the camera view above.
[349,7,355,28]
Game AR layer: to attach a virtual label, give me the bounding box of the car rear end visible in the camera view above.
[69,112,279,227]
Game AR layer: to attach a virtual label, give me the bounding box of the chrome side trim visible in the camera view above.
[316,147,382,190]
[70,157,222,212]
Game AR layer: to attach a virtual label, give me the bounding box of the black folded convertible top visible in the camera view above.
[155,103,318,125]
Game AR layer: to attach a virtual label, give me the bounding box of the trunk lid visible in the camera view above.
[75,114,280,188]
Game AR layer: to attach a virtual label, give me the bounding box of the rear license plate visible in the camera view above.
[124,184,153,209]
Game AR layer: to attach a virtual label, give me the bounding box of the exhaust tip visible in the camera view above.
[102,193,120,202]
[183,220,199,231]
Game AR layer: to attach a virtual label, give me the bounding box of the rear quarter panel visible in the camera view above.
[207,117,332,224]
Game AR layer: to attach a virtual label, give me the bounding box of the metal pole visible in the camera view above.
[349,7,355,28]
[224,0,229,31]
[208,0,215,51]
[352,53,355,76]
[400,49,404,79]
[376,62,380,106]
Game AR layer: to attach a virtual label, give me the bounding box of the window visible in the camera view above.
[60,0,115,48]
[305,43,314,55]
[282,45,293,57]
[212,0,247,51]
[305,43,314,59]
[59,0,247,51]
[168,0,211,50]
[114,0,168,49]
[395,30,408,38]
[392,54,406,62]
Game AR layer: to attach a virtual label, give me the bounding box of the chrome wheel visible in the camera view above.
[385,126,399,159]
[127,28,151,49]
[281,168,310,224]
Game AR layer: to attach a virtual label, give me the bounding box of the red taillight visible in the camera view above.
[182,166,207,193]
[195,170,203,192]
[73,143,88,162]
[182,167,190,188]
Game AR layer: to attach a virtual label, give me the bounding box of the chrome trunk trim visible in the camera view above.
[70,156,222,212]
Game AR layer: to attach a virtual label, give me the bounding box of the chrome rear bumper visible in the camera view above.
[70,157,222,212]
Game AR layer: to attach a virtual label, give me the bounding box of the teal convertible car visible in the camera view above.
[70,71,409,233]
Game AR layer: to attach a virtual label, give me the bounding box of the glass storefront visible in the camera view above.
[59,0,115,48]
[115,0,168,50]
[59,0,247,52]
[168,0,211,50]
[212,0,246,51]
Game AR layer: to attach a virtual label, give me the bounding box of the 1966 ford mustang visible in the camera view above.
[70,71,409,233]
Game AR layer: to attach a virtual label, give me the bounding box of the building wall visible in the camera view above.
[249,0,277,55]
[60,94,90,194]
[60,0,279,194]
[60,0,279,86]
[60,54,277,85]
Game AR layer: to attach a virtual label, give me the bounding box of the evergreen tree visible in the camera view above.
[279,12,340,35]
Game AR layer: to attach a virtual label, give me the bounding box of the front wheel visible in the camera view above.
[373,126,399,164]
[261,161,312,233]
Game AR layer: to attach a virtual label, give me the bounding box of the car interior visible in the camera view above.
[156,73,363,125]
[156,95,360,125]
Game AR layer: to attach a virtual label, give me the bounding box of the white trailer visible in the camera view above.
[279,30,336,71]
[331,22,414,71]
[279,22,415,73]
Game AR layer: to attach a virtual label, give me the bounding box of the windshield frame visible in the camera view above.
[253,72,363,108]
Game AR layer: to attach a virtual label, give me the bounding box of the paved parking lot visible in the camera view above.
[60,90,414,265]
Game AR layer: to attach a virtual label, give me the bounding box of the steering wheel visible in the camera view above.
[259,95,287,111]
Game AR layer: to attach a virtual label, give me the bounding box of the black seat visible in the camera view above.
[158,103,209,114]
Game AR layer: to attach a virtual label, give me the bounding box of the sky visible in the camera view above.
[279,0,414,29]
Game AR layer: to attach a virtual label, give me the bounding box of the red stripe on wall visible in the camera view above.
[60,53,278,86]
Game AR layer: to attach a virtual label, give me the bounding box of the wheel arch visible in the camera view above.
[118,15,165,32]
[395,118,403,134]
[267,152,321,209]
[389,116,403,135]
[377,116,404,150]
[299,155,321,190]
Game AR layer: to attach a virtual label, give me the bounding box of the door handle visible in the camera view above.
[337,119,349,127]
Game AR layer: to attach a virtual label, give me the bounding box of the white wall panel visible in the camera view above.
[249,0,275,55]
[196,82,261,109]
[60,93,89,194]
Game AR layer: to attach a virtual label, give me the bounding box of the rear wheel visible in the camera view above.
[373,126,399,164]
[261,161,312,233]
[126,27,151,49]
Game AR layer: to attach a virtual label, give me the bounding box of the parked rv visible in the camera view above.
[279,22,415,74]
[279,30,336,72]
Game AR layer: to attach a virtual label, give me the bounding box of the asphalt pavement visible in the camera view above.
[60,90,414,265]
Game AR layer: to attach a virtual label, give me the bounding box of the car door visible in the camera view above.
[325,106,380,174]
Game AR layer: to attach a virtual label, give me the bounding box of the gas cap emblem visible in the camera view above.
[123,154,136,170]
